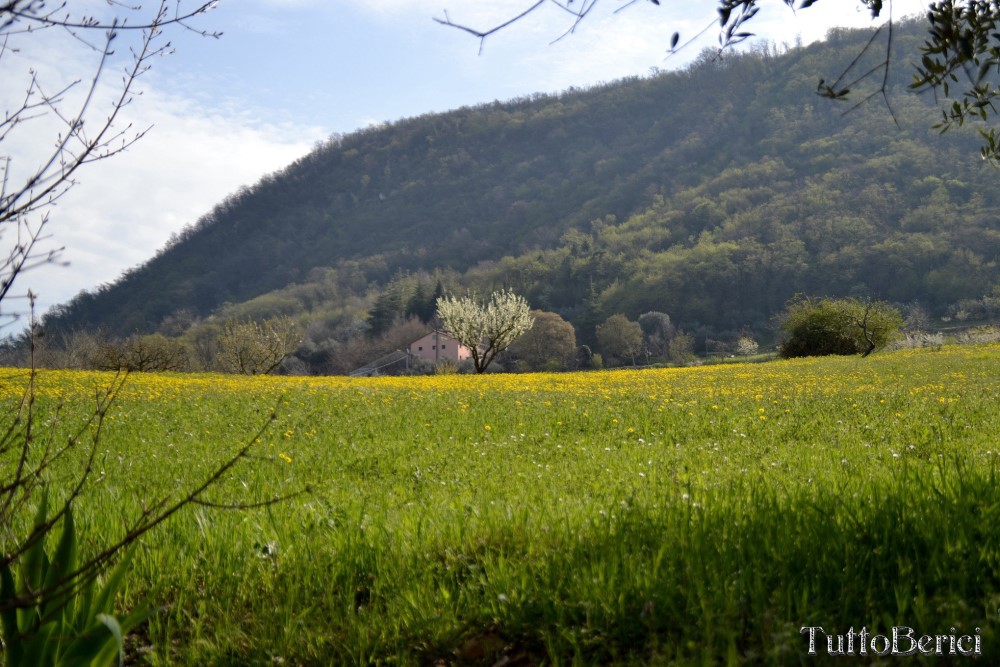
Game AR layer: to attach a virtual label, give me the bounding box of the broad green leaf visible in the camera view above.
[91,546,136,619]
[21,491,50,596]
[58,617,125,667]
[70,571,98,635]
[19,621,55,667]
[95,614,125,667]
[41,505,78,622]
[0,561,24,666]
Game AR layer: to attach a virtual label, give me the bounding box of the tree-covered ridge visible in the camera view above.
[42,19,1000,360]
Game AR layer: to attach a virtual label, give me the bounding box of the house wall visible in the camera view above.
[407,331,472,362]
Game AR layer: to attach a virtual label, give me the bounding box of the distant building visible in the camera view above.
[407,330,473,363]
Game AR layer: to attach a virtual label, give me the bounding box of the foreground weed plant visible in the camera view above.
[0,494,146,667]
[1,343,999,664]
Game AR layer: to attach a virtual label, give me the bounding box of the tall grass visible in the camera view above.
[1,344,999,664]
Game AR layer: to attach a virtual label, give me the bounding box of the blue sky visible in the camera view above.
[1,0,928,319]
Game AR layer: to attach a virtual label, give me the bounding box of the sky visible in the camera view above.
[0,0,929,321]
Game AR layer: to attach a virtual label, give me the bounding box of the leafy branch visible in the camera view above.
[909,1,1000,162]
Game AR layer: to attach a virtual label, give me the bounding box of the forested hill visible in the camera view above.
[44,18,1000,342]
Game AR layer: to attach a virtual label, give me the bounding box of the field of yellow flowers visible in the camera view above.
[2,344,1000,664]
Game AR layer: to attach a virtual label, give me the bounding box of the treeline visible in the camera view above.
[14,258,996,376]
[30,19,1000,372]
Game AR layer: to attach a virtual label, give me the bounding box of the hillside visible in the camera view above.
[42,19,1000,364]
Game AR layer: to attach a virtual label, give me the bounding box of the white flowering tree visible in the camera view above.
[736,336,759,356]
[435,289,534,373]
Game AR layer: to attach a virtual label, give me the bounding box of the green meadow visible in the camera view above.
[3,344,1000,665]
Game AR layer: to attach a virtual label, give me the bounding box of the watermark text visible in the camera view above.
[801,626,981,657]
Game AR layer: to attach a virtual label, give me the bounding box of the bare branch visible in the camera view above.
[447,1,912,141]
[549,0,599,45]
[435,2,546,55]
[435,1,546,39]
[0,2,216,318]
[0,1,221,37]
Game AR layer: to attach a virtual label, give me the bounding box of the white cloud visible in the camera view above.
[1,5,327,319]
[2,77,323,319]
[346,0,492,16]
[25,87,325,316]
[252,0,322,7]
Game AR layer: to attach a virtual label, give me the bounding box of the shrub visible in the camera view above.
[778,296,903,358]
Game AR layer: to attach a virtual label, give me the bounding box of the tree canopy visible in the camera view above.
[506,310,577,371]
[436,290,534,373]
[596,314,643,366]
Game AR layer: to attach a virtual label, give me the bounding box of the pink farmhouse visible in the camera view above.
[407,330,473,363]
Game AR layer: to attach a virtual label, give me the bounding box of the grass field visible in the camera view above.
[3,344,1000,665]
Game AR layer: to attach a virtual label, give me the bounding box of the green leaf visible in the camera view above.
[58,630,111,667]
[41,505,77,620]
[59,593,154,666]
[21,491,50,596]
[0,561,24,666]
[70,572,97,635]
[55,616,119,666]
[79,603,156,667]
[91,547,135,618]
[96,614,125,667]
[19,621,56,667]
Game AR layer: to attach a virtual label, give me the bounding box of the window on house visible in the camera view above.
[418,346,423,351]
